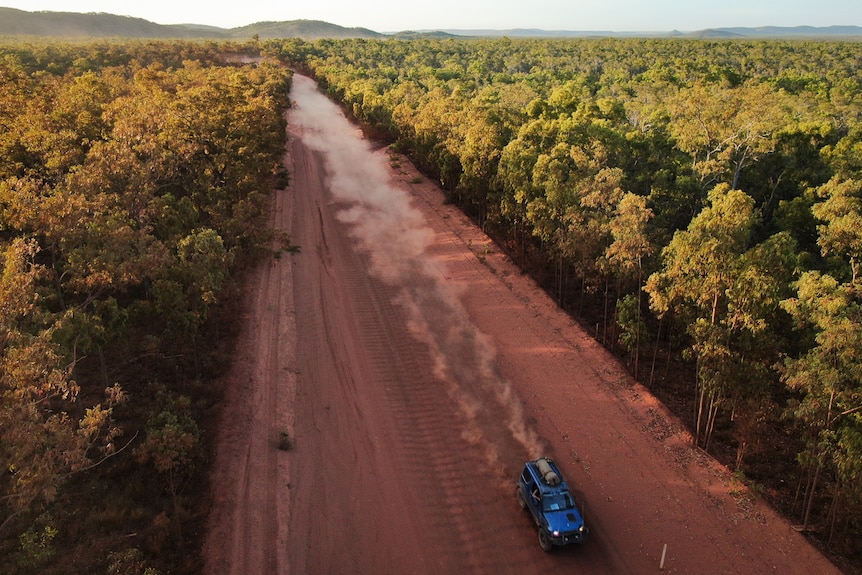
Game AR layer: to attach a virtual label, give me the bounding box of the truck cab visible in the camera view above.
[516,457,588,551]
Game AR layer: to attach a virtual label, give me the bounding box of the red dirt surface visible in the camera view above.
[201,74,843,574]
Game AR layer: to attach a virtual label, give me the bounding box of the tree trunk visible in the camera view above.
[794,464,811,510]
[735,439,747,471]
[170,470,184,548]
[704,392,720,452]
[827,480,841,549]
[602,276,610,347]
[695,371,705,447]
[802,456,822,531]
[649,316,663,388]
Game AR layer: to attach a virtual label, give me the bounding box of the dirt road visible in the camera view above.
[202,73,842,574]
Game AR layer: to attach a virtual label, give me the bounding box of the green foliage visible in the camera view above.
[616,293,647,354]
[136,392,201,480]
[780,270,862,534]
[18,516,57,569]
[106,548,162,575]
[813,176,862,282]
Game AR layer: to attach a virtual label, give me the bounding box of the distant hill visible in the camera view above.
[0,8,859,40]
[231,20,384,40]
[0,8,379,40]
[431,29,649,38]
[0,7,228,38]
[692,25,862,38]
[434,25,862,38]
[390,30,462,40]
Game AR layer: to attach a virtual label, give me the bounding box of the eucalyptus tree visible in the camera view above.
[665,80,796,192]
[779,134,862,537]
[781,271,862,535]
[606,192,654,377]
[496,81,630,314]
[646,185,794,452]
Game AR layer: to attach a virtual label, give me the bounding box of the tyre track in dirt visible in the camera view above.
[341,250,488,572]
[202,162,294,575]
[285,133,445,574]
[344,259,526,573]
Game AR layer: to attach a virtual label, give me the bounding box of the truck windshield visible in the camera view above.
[542,492,574,512]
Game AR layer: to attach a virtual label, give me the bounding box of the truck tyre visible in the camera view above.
[516,486,527,509]
[538,528,553,551]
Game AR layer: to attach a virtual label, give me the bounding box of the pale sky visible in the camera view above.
[1,1,858,32]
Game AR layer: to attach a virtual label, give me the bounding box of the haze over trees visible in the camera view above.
[269,36,862,566]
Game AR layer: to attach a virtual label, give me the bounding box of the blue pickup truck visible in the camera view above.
[516,457,588,551]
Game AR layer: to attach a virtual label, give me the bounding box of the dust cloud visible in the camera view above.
[289,74,544,468]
